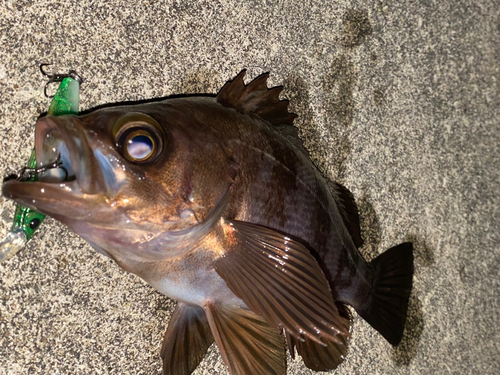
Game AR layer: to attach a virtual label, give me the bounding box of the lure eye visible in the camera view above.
[24,211,45,239]
[113,113,164,164]
[29,218,41,230]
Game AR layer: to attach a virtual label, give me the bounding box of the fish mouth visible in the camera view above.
[2,116,108,218]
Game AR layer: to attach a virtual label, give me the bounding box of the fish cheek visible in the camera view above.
[183,145,236,218]
[122,179,181,226]
[111,136,187,225]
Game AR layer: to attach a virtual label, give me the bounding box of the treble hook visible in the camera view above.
[40,63,84,98]
[14,154,68,182]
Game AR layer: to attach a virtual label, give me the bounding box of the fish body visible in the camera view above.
[2,71,413,374]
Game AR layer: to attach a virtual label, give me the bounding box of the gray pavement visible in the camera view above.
[0,1,499,374]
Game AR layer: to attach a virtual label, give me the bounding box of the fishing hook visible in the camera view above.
[40,63,84,98]
[14,154,68,182]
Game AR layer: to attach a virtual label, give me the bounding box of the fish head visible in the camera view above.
[2,100,234,262]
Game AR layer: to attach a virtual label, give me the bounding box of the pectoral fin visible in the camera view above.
[205,303,286,375]
[215,220,350,346]
[161,303,214,375]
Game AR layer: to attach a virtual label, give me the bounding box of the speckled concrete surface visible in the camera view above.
[0,1,499,374]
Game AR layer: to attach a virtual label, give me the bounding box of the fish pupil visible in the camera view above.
[126,134,154,160]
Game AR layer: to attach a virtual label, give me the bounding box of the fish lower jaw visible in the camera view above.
[1,179,83,214]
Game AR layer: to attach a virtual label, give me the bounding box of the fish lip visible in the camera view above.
[34,116,106,194]
[1,179,90,219]
[1,115,109,218]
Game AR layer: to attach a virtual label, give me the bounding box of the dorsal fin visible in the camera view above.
[217,70,297,127]
[329,182,364,249]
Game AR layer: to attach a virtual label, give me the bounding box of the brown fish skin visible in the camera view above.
[2,71,413,375]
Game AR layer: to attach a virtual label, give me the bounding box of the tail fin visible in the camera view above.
[358,242,414,346]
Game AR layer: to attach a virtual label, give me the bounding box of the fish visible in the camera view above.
[2,71,414,375]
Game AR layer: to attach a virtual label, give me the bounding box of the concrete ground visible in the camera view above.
[0,1,498,374]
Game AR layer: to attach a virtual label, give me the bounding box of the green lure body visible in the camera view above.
[47,76,80,116]
[0,74,80,262]
[11,150,43,242]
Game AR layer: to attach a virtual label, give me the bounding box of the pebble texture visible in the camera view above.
[0,1,499,374]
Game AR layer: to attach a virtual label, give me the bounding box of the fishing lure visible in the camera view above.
[0,65,82,262]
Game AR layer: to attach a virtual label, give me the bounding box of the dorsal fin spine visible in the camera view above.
[217,70,297,127]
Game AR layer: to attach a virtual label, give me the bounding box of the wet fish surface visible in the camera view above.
[2,71,413,375]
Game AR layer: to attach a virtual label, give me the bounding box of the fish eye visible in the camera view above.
[113,113,164,164]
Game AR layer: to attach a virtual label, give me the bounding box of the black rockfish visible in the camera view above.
[2,71,413,374]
